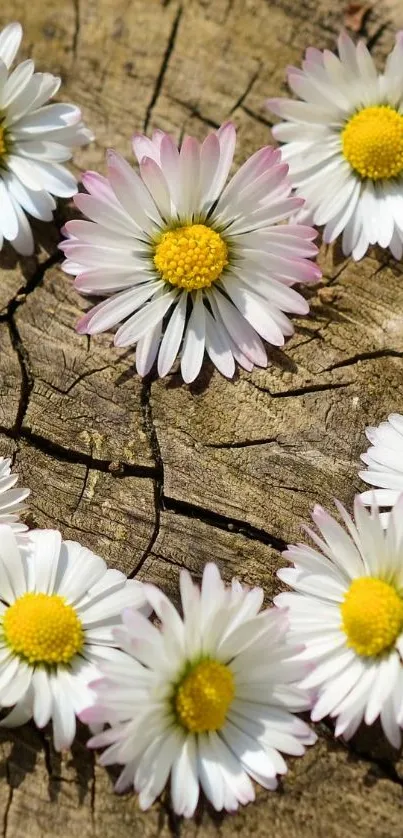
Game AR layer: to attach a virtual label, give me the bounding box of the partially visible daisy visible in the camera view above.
[0,455,29,534]
[275,496,403,747]
[0,21,92,254]
[61,123,320,383]
[81,563,315,817]
[359,413,403,526]
[267,31,403,260]
[0,525,147,751]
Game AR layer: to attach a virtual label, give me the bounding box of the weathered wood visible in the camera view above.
[0,0,403,835]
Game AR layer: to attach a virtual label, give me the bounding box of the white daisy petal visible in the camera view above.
[83,563,314,815]
[267,33,403,259]
[0,179,19,240]
[32,668,53,728]
[171,734,200,817]
[140,156,171,219]
[0,526,147,751]
[114,289,177,348]
[0,657,20,693]
[7,192,34,255]
[210,288,267,367]
[1,661,32,706]
[80,582,146,626]
[0,692,33,728]
[26,529,61,593]
[157,292,187,377]
[178,136,201,217]
[5,171,55,221]
[0,23,91,254]
[364,652,400,726]
[0,525,27,599]
[204,307,235,378]
[77,282,163,336]
[55,541,106,603]
[107,149,161,230]
[380,692,402,749]
[198,733,225,810]
[135,318,162,377]
[50,674,77,751]
[0,23,22,69]
[279,497,403,746]
[358,413,403,526]
[64,123,319,383]
[210,732,255,806]
[180,291,206,384]
[137,729,183,810]
[3,59,34,110]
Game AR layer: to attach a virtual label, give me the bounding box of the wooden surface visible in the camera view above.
[1,0,403,835]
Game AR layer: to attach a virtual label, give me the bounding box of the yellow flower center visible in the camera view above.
[0,125,6,159]
[175,659,235,732]
[342,105,403,181]
[3,592,84,666]
[341,577,403,657]
[154,224,228,291]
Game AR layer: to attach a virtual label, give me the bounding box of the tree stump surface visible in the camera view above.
[1,0,403,835]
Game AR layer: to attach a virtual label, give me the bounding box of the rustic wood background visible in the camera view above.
[0,0,403,834]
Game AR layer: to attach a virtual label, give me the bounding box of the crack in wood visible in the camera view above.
[229,64,261,115]
[162,495,288,552]
[7,317,34,437]
[2,772,12,838]
[206,437,278,449]
[249,381,353,398]
[321,349,403,373]
[241,105,275,128]
[128,378,164,577]
[0,251,62,324]
[168,95,221,128]
[143,5,183,132]
[20,428,158,479]
[366,23,388,52]
[72,0,80,59]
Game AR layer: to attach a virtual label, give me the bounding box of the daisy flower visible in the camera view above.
[0,525,147,751]
[81,563,316,817]
[0,456,29,534]
[275,496,403,747]
[359,413,403,526]
[61,123,320,383]
[267,31,403,260]
[0,21,92,255]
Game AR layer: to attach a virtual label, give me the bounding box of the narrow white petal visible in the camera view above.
[157,293,187,377]
[0,23,23,69]
[180,292,206,383]
[171,735,200,817]
[114,290,177,348]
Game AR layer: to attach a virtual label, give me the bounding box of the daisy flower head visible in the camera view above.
[0,21,92,255]
[275,495,403,747]
[0,456,29,534]
[359,413,403,526]
[0,525,147,751]
[267,31,403,260]
[61,123,320,383]
[81,563,316,817]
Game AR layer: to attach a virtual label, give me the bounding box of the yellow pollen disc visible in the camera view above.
[3,592,84,666]
[342,105,403,181]
[175,660,235,733]
[340,577,403,657]
[154,224,228,291]
[0,125,6,158]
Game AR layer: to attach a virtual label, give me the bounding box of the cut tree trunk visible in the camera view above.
[0,1,403,835]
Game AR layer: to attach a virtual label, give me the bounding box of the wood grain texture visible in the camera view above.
[0,0,403,834]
